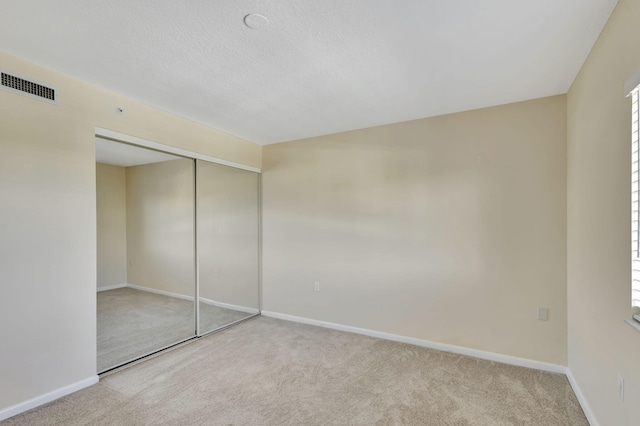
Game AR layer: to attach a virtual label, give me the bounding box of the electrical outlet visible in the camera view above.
[537,307,549,321]
[618,374,624,401]
[314,281,320,292]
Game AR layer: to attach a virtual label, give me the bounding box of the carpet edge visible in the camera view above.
[261,310,567,374]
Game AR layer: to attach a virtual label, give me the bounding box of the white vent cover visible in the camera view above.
[0,70,58,104]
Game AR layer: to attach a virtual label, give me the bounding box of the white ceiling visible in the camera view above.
[1,1,618,145]
[95,137,182,167]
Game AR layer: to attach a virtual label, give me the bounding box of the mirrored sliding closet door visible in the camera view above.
[96,138,196,373]
[96,136,261,373]
[196,159,260,335]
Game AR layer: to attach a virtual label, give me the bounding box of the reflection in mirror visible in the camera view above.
[197,160,260,335]
[96,137,196,372]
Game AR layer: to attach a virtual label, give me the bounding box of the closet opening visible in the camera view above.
[95,131,260,374]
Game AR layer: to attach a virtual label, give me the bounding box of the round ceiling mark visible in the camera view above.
[244,14,269,30]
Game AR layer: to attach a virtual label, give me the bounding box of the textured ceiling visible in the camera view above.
[1,1,618,145]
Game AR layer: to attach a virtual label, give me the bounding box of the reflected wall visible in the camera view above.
[197,160,260,335]
[126,159,196,298]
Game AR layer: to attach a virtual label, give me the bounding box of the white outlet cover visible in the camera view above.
[537,307,549,321]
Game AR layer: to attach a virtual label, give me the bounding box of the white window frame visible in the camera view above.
[632,87,640,322]
[628,68,640,328]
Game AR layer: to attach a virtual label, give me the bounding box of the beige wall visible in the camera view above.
[197,160,260,309]
[567,0,640,424]
[126,159,195,297]
[96,163,127,289]
[263,95,568,365]
[0,50,260,413]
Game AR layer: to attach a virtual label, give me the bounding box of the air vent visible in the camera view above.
[0,70,58,104]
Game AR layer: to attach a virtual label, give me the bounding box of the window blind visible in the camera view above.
[632,88,640,311]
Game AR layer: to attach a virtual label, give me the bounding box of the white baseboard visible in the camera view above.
[261,311,567,374]
[127,283,194,302]
[199,297,260,314]
[566,370,599,426]
[0,375,99,422]
[127,284,259,314]
[96,283,127,292]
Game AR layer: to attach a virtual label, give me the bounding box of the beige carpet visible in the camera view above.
[98,288,252,372]
[8,317,587,425]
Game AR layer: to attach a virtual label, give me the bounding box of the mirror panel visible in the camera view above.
[197,159,260,335]
[96,138,196,372]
